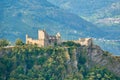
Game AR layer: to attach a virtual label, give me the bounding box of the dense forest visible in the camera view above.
[0,39,120,80]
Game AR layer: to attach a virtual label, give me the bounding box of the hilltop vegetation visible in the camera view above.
[0,40,120,80]
[0,39,9,47]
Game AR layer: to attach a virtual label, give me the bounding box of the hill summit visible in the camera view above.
[0,40,120,79]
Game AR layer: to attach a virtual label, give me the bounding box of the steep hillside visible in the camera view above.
[87,44,120,76]
[0,0,104,42]
[0,42,120,79]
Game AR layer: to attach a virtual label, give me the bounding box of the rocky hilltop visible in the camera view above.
[0,41,120,79]
[63,43,120,77]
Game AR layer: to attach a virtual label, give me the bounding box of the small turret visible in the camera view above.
[56,32,61,39]
[56,32,61,44]
[26,34,28,38]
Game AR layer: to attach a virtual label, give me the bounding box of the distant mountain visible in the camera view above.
[48,0,120,29]
[47,0,120,17]
[87,1,120,40]
[0,0,105,42]
[89,2,120,26]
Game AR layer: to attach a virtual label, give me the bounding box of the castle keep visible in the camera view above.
[26,30,61,47]
[26,30,93,47]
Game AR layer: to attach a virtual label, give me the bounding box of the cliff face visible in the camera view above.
[63,44,120,77]
[86,45,120,76]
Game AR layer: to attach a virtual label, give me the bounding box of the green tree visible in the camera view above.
[62,41,81,47]
[85,66,117,80]
[0,39,9,47]
[15,39,24,46]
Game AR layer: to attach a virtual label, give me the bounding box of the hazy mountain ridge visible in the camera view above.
[0,0,105,42]
[48,0,120,26]
[89,2,120,26]
[47,0,120,17]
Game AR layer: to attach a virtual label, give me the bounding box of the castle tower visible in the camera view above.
[38,30,46,40]
[56,32,61,44]
[38,30,49,47]
[56,32,61,39]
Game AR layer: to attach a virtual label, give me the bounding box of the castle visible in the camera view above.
[26,30,92,47]
[26,30,61,47]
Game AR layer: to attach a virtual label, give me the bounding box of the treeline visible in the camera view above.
[0,39,120,80]
[0,38,24,47]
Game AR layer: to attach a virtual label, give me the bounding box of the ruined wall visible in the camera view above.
[26,30,61,47]
[73,38,93,47]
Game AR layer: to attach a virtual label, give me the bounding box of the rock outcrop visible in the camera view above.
[86,45,120,77]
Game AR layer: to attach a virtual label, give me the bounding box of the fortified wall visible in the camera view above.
[26,30,93,47]
[26,30,61,47]
[73,38,93,47]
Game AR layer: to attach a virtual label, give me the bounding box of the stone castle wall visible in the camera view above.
[26,30,92,47]
[26,30,61,47]
[73,38,93,47]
